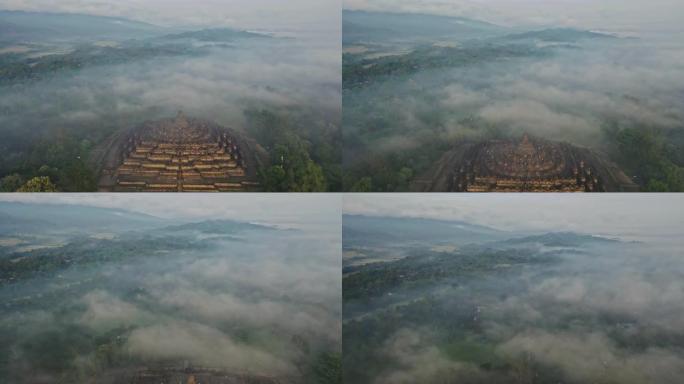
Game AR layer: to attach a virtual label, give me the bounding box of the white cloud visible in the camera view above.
[376,328,483,383]
[498,330,684,383]
[126,321,295,374]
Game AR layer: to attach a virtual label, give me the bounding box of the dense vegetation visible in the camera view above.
[343,137,452,192]
[0,234,210,284]
[343,217,684,383]
[0,38,198,191]
[341,37,561,191]
[0,135,97,192]
[0,106,339,192]
[0,203,341,383]
[343,247,551,300]
[247,109,341,192]
[0,43,196,84]
[343,240,552,383]
[343,43,550,89]
[342,11,684,192]
[0,12,340,192]
[608,125,684,191]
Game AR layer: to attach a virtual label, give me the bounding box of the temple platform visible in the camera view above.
[411,134,639,192]
[97,112,266,192]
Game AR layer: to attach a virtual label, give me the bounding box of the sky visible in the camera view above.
[1,193,681,238]
[344,194,684,238]
[0,0,341,33]
[0,193,342,229]
[344,0,684,34]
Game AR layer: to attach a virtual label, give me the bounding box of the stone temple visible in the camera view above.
[97,112,266,192]
[411,134,638,192]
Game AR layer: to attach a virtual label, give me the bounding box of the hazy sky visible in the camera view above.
[344,194,684,238]
[2,194,681,238]
[344,0,684,33]
[0,193,341,229]
[0,0,340,32]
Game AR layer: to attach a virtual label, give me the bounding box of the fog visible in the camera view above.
[0,196,341,383]
[342,7,684,191]
[481,242,684,384]
[0,33,339,152]
[0,193,341,229]
[343,193,684,238]
[1,0,340,33]
[344,0,684,33]
[343,196,684,383]
[0,7,341,191]
[0,40,339,137]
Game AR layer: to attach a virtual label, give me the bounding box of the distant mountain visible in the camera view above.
[161,219,276,235]
[501,232,620,247]
[0,43,197,84]
[161,28,269,42]
[0,10,167,43]
[343,10,506,44]
[343,214,506,246]
[502,28,617,43]
[0,17,264,84]
[343,40,550,88]
[0,202,164,234]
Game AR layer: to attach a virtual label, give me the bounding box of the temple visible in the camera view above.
[97,112,265,192]
[411,134,638,192]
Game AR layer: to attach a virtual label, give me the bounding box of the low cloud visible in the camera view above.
[0,201,340,381]
[126,321,295,374]
[499,330,684,384]
[375,329,483,384]
[79,290,149,331]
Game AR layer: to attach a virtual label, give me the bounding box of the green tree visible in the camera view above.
[312,352,342,384]
[17,176,58,192]
[0,174,24,192]
[246,108,337,191]
[350,177,372,192]
[24,137,97,192]
[614,127,683,191]
[260,134,326,192]
[262,127,326,192]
